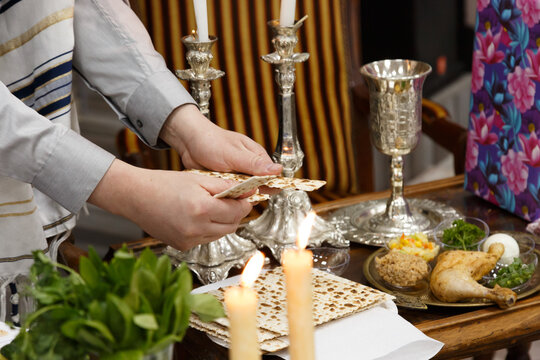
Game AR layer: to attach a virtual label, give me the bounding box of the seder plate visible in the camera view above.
[363,246,540,309]
[325,198,461,247]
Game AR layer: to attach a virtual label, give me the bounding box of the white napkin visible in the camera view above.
[0,322,19,349]
[192,274,443,360]
[274,301,443,360]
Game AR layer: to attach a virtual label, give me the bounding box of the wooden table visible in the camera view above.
[173,175,540,360]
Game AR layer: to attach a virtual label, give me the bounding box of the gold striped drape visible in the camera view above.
[127,0,360,200]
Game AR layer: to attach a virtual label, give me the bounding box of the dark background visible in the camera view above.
[361,0,474,96]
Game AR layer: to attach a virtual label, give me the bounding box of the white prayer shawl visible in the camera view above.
[0,0,76,320]
[0,0,187,321]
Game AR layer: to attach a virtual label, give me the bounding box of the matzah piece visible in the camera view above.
[191,321,289,353]
[246,192,271,203]
[190,314,280,343]
[206,271,289,336]
[191,267,392,345]
[214,175,276,199]
[265,177,326,191]
[186,169,326,192]
[311,270,393,324]
[186,169,251,181]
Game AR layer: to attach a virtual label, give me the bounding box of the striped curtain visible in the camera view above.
[128,0,361,200]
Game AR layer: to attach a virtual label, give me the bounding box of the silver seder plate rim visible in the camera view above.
[324,198,462,246]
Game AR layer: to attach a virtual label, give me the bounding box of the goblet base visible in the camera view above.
[326,198,461,247]
[367,211,431,235]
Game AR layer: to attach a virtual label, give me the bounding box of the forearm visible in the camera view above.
[159,103,210,151]
[87,159,138,219]
[87,159,254,251]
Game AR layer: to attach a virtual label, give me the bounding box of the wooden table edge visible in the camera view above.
[416,295,540,358]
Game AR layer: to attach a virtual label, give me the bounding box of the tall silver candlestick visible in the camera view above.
[240,17,348,262]
[165,34,257,284]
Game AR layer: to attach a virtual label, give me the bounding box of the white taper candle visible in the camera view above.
[193,0,209,41]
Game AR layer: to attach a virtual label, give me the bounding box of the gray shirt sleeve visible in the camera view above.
[72,0,196,148]
[0,82,115,214]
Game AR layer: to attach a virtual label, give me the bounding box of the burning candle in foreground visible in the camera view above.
[282,211,316,360]
[224,251,265,360]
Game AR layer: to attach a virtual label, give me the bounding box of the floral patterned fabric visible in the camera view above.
[465,0,540,221]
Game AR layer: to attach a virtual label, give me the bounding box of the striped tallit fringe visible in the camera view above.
[48,230,71,264]
[0,275,34,324]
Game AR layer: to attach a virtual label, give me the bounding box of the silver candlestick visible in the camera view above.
[166,33,257,284]
[240,17,348,262]
[176,34,224,117]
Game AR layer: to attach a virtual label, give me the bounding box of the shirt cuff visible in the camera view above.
[125,70,196,148]
[32,129,116,214]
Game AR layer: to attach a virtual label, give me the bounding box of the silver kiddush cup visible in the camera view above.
[360,59,432,236]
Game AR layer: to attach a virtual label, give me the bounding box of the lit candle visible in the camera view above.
[282,211,316,360]
[224,251,265,360]
[279,0,296,27]
[193,0,209,41]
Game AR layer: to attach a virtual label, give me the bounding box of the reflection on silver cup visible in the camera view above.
[361,59,432,236]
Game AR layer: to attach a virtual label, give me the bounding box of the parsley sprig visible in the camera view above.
[441,219,486,250]
[1,247,224,360]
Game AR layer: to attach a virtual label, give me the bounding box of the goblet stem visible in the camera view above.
[385,155,411,220]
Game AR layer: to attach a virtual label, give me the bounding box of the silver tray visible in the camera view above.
[325,198,461,246]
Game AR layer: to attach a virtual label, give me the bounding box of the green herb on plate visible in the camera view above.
[488,257,536,289]
[1,246,225,360]
[442,219,486,250]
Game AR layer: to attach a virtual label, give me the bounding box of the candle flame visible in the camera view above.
[240,251,265,288]
[297,211,317,250]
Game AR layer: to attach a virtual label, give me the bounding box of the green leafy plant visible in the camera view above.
[442,219,486,250]
[1,247,224,360]
[488,257,536,289]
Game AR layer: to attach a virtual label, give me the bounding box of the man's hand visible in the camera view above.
[88,159,253,250]
[159,104,282,176]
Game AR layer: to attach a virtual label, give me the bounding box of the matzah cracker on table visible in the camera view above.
[185,169,326,192]
[190,314,280,343]
[190,267,393,352]
[190,317,290,353]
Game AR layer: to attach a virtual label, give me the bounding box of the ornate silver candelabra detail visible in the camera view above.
[166,33,257,284]
[176,34,224,117]
[240,17,348,262]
